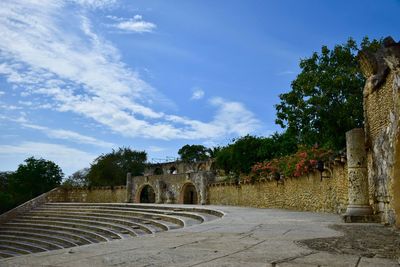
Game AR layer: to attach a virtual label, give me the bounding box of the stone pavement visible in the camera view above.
[0,205,399,267]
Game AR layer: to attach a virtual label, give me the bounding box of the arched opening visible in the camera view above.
[154,167,163,175]
[139,185,156,203]
[181,183,198,204]
[169,166,177,174]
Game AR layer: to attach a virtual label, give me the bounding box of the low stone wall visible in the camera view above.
[46,186,127,203]
[0,188,60,224]
[209,164,348,214]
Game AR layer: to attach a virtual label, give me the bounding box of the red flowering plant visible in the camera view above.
[250,145,333,182]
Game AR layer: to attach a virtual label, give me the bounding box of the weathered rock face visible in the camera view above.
[360,36,400,226]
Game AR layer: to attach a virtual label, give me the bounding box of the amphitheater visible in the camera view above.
[1,37,400,266]
[0,202,223,259]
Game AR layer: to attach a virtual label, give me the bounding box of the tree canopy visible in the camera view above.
[8,157,63,205]
[87,147,147,186]
[215,133,297,175]
[178,144,210,162]
[275,37,380,150]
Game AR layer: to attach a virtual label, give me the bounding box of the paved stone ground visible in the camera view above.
[0,205,399,267]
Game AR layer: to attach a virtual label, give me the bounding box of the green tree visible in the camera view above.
[62,168,89,188]
[215,134,297,175]
[87,147,147,186]
[178,144,210,162]
[9,157,63,205]
[0,172,14,213]
[275,37,380,150]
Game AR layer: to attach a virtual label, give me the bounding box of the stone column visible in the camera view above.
[199,175,208,205]
[126,172,133,203]
[345,128,373,217]
[155,180,163,204]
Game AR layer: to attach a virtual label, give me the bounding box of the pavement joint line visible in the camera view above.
[270,251,317,266]
[188,239,268,267]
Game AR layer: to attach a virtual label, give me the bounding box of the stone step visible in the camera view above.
[0,225,94,245]
[25,211,156,234]
[0,251,14,258]
[0,234,64,250]
[34,207,185,227]
[0,203,223,259]
[0,239,47,253]
[0,230,77,248]
[28,210,170,232]
[0,244,31,255]
[42,204,206,222]
[44,203,224,218]
[4,222,113,242]
[13,217,130,238]
[18,216,137,237]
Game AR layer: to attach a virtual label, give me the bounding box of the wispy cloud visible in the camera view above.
[0,142,96,175]
[109,14,156,33]
[191,89,205,100]
[0,1,259,142]
[22,123,115,148]
[276,70,295,76]
[148,145,165,153]
[73,0,117,9]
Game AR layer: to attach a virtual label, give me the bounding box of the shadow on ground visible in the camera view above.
[298,224,400,260]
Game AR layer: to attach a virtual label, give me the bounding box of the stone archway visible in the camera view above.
[180,183,198,204]
[139,184,156,203]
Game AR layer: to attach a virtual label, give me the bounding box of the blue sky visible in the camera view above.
[0,0,399,176]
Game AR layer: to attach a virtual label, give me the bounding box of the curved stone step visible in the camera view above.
[22,212,152,235]
[0,230,77,248]
[0,239,47,253]
[29,210,173,231]
[42,204,206,223]
[18,216,137,237]
[0,245,30,255]
[1,225,94,245]
[12,218,126,239]
[43,203,225,218]
[0,235,64,250]
[0,251,14,258]
[34,207,185,227]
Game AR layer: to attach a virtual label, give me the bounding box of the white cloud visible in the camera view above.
[22,123,115,148]
[73,0,117,9]
[0,1,260,142]
[0,91,4,97]
[112,15,156,33]
[0,142,96,175]
[148,145,165,153]
[191,89,205,100]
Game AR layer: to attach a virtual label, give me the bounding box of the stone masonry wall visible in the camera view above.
[360,37,400,225]
[209,164,348,213]
[46,186,127,203]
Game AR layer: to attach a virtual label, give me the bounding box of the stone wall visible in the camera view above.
[209,164,348,213]
[129,171,215,205]
[46,186,127,203]
[360,37,400,225]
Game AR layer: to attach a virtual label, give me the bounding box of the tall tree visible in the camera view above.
[275,37,380,150]
[178,144,210,162]
[87,147,147,186]
[9,157,63,204]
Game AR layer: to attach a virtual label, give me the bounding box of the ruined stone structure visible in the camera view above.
[126,160,216,205]
[360,37,400,226]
